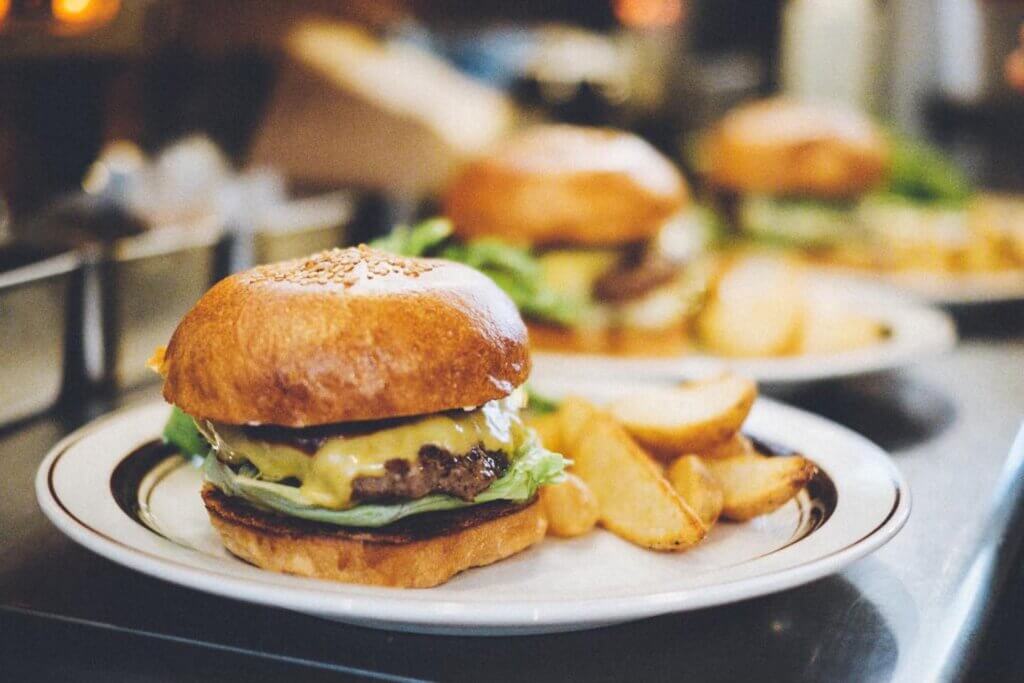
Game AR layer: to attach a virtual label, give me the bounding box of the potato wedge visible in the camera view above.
[667,455,724,528]
[608,375,757,458]
[700,433,756,460]
[797,304,885,355]
[703,452,817,521]
[697,255,804,357]
[572,416,706,550]
[558,396,601,451]
[540,473,600,538]
[525,412,563,454]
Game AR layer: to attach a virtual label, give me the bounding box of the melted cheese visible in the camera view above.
[203,395,525,510]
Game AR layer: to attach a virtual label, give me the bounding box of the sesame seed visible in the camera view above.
[240,245,436,287]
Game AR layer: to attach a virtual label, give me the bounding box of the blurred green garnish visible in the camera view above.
[370,217,453,257]
[525,385,561,415]
[373,218,586,327]
[881,135,973,207]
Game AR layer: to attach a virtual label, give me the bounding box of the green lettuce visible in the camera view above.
[203,433,567,528]
[372,218,586,326]
[370,217,453,256]
[163,406,210,459]
[525,385,561,415]
[881,136,972,207]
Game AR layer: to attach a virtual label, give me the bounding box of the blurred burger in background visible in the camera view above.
[701,97,890,251]
[700,97,1024,274]
[375,124,717,356]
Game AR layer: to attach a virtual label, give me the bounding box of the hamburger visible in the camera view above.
[375,124,713,356]
[701,97,891,250]
[153,245,565,587]
[701,97,1011,273]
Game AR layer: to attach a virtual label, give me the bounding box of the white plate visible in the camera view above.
[36,393,909,636]
[533,274,956,385]
[850,268,1024,306]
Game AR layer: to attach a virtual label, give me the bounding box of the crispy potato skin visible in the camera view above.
[796,307,885,355]
[540,474,600,538]
[571,416,706,551]
[667,455,725,528]
[610,376,757,459]
[558,396,602,452]
[697,256,805,358]
[703,453,817,521]
[700,434,756,460]
[515,378,816,550]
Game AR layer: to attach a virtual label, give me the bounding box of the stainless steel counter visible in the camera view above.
[1,338,1023,682]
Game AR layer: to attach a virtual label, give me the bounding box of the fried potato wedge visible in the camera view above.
[700,433,756,460]
[797,305,885,355]
[697,255,804,357]
[667,455,724,528]
[540,473,600,538]
[572,416,706,550]
[525,412,563,454]
[704,452,817,521]
[608,375,757,458]
[558,396,601,451]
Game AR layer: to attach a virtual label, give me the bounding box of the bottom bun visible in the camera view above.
[202,486,547,588]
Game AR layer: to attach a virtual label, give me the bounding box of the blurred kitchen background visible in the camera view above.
[3,0,1023,215]
[0,0,1022,422]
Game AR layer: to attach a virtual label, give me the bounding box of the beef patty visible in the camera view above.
[351,445,509,503]
[593,247,680,303]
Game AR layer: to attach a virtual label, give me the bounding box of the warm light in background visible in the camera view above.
[613,0,685,27]
[51,0,120,28]
[0,0,10,28]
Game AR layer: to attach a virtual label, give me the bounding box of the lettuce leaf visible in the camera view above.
[373,218,586,326]
[882,136,972,206]
[203,432,567,528]
[163,406,210,459]
[525,385,561,415]
[370,217,453,256]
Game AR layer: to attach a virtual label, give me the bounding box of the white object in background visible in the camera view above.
[936,0,983,103]
[781,0,881,110]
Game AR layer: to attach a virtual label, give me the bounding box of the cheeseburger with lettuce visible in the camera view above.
[376,124,714,356]
[702,97,1007,272]
[702,97,891,248]
[153,245,565,588]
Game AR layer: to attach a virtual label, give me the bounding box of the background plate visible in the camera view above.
[532,274,955,385]
[815,266,1024,306]
[36,392,909,635]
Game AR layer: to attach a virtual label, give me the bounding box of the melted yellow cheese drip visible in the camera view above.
[203,395,524,510]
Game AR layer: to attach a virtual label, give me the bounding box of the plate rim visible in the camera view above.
[36,398,911,630]
[532,292,955,384]
[814,265,1024,306]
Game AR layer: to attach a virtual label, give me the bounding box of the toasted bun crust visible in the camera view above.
[202,486,546,587]
[160,246,530,426]
[444,125,689,246]
[704,98,890,198]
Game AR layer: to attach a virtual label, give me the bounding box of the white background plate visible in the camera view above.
[533,273,955,384]
[36,391,909,636]
[832,267,1024,306]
